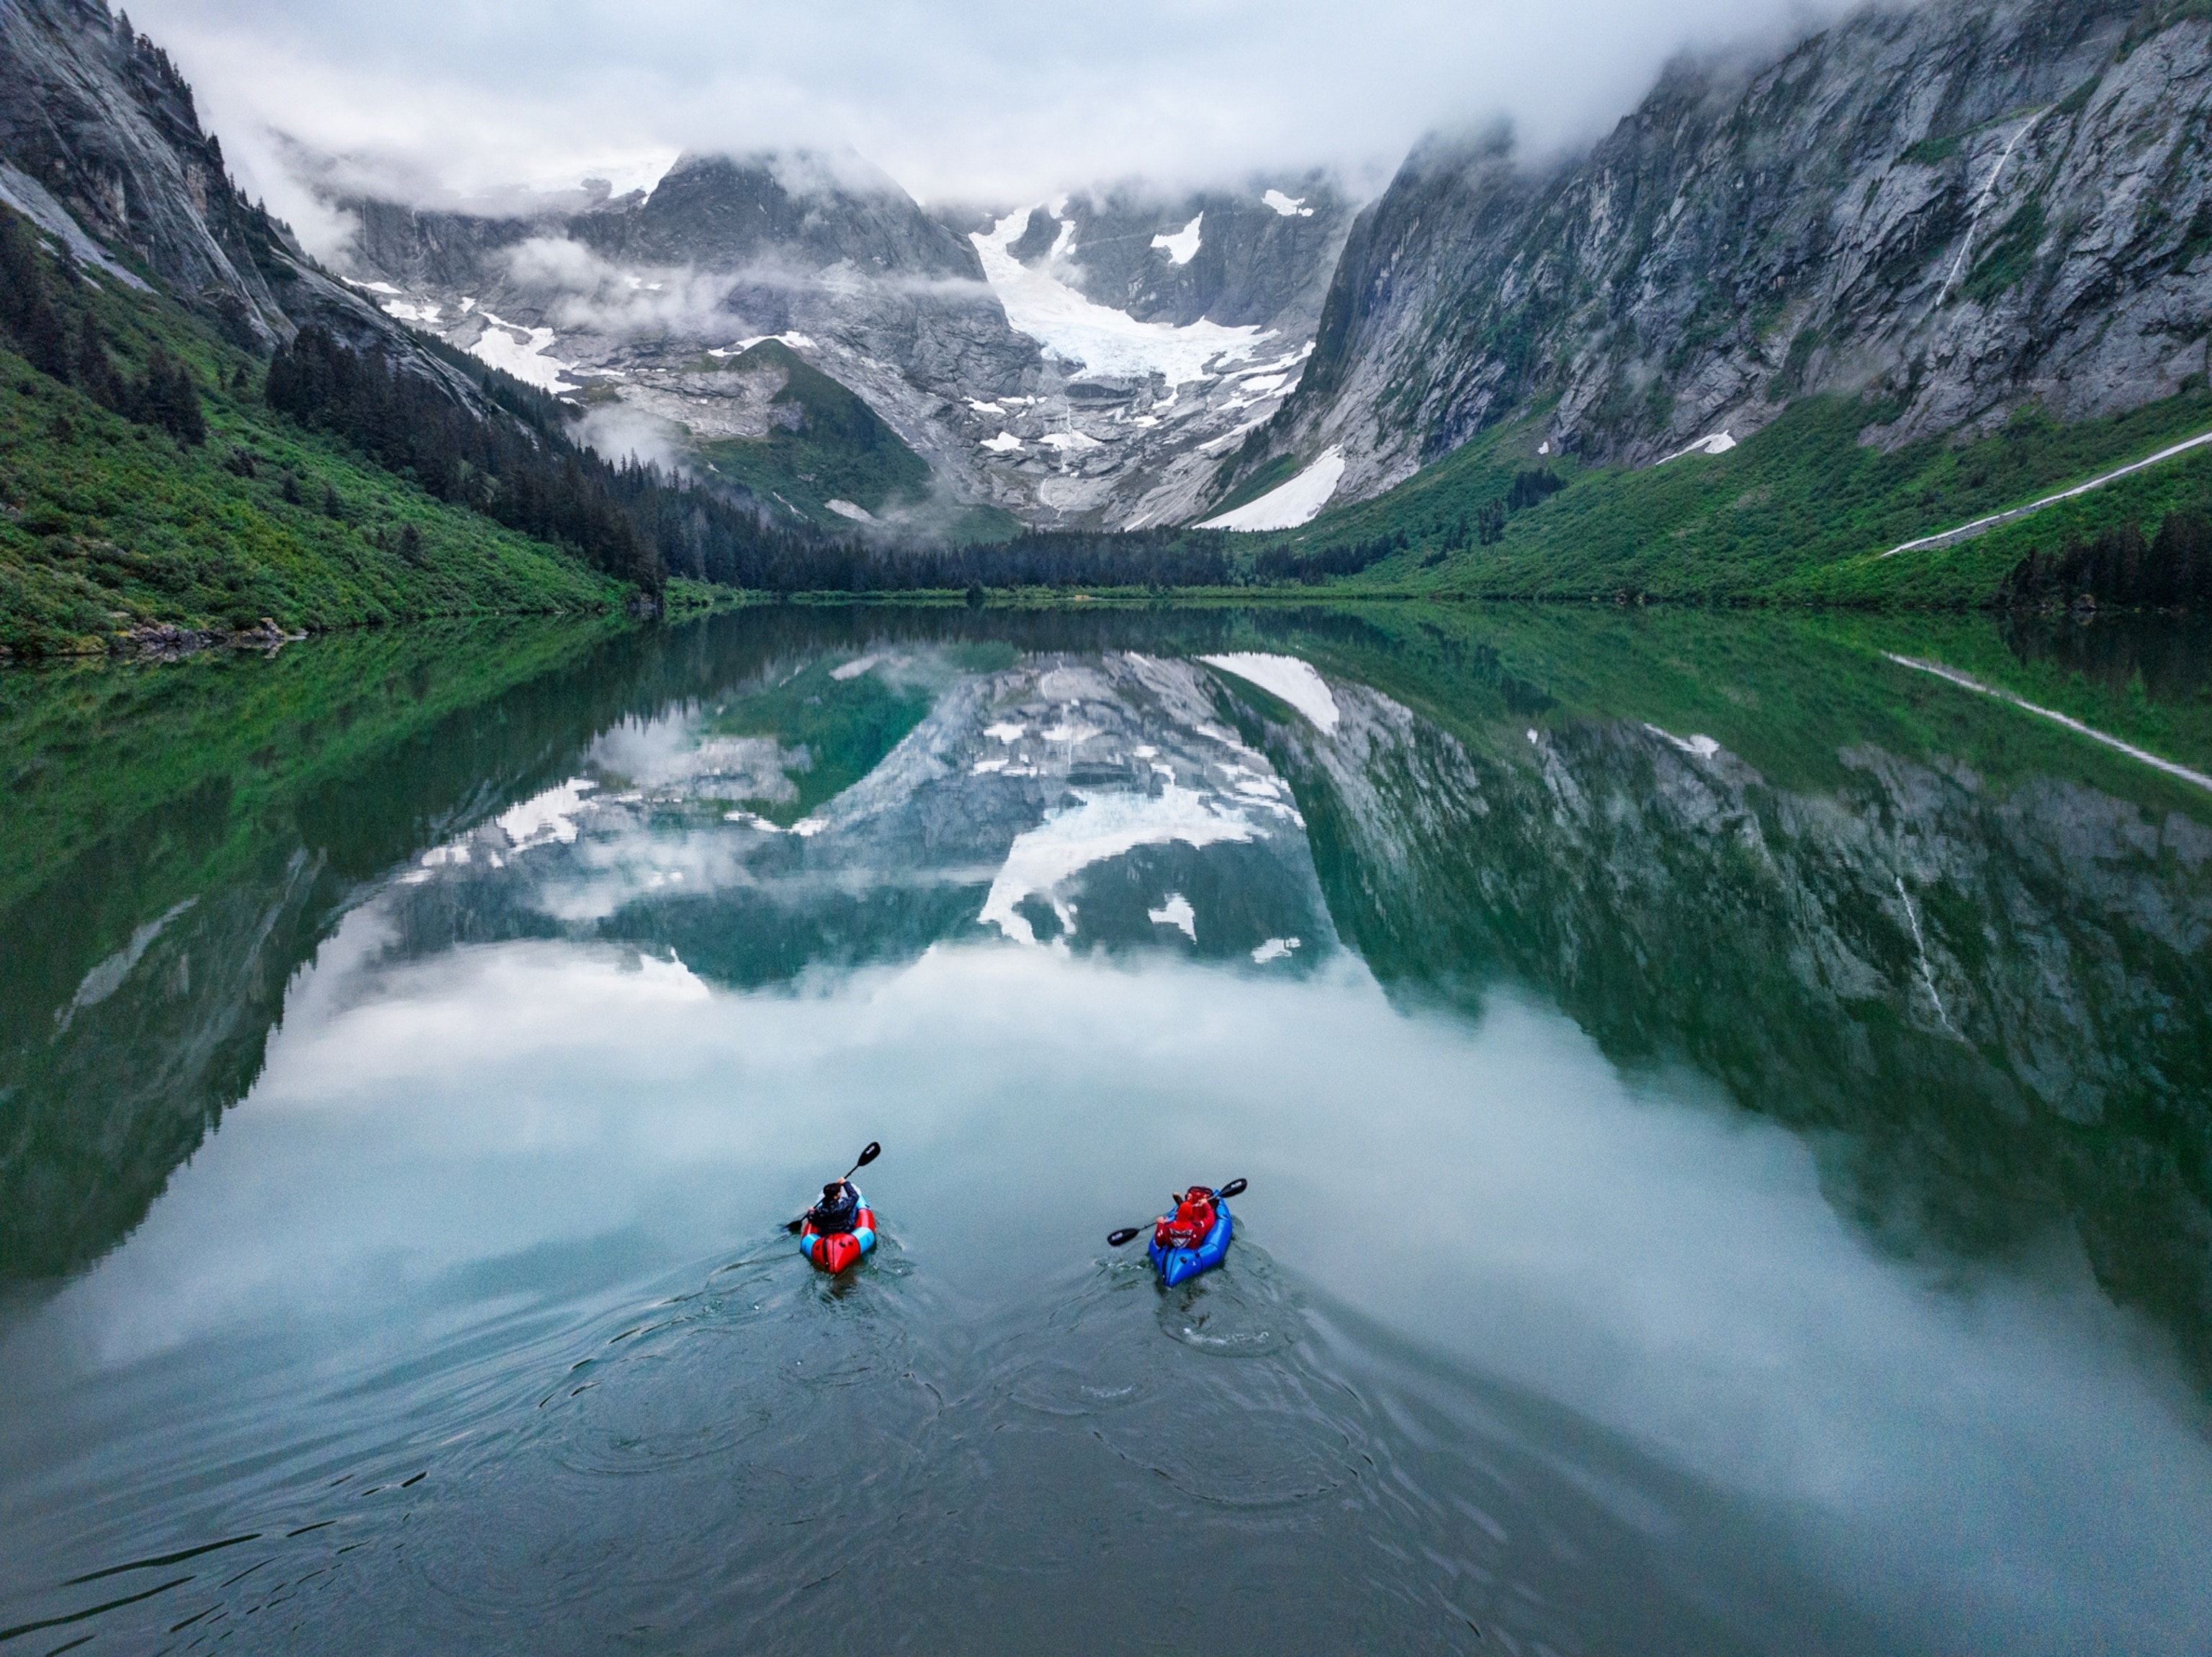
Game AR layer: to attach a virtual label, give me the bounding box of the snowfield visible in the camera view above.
[498,778,595,850]
[1262,190,1315,217]
[1197,446,1346,530]
[1660,431,1738,463]
[1200,655,1341,733]
[469,312,577,392]
[972,208,1271,385]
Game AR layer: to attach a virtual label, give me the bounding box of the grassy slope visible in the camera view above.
[691,340,930,525]
[1276,390,2212,604]
[0,245,629,655]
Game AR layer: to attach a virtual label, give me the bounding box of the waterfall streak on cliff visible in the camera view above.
[1930,108,2049,315]
[1896,877,1960,1038]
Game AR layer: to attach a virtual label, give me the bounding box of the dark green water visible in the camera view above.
[2,606,2208,1655]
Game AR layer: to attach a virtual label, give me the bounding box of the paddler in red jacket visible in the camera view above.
[1153,1186,1218,1252]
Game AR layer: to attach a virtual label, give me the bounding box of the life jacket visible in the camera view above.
[1153,1187,1218,1252]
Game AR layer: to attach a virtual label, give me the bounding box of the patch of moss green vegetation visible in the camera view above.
[1283,389,2212,604]
[688,654,935,824]
[1790,442,2212,606]
[664,577,750,617]
[1964,199,2048,305]
[0,242,629,656]
[694,340,930,527]
[943,503,1026,544]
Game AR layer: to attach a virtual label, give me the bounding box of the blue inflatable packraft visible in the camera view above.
[1148,1202,1233,1287]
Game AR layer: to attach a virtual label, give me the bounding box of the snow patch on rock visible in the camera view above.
[979,786,1257,945]
[1151,213,1202,264]
[469,311,577,392]
[1197,446,1345,530]
[1148,892,1197,940]
[500,778,596,848]
[1200,654,1340,732]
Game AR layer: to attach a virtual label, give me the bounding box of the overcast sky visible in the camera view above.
[127,0,1851,234]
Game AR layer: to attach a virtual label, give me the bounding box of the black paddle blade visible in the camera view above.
[1107,1227,1143,1247]
[855,1141,881,1168]
[784,1218,805,1234]
[1216,1177,1248,1200]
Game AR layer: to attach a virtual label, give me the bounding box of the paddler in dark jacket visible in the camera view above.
[807,1180,861,1236]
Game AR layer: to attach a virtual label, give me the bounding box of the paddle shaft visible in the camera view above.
[786,1142,881,1233]
[1107,1178,1246,1247]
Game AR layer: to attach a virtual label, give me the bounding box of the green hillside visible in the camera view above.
[1260,389,2212,606]
[691,339,932,529]
[0,207,631,657]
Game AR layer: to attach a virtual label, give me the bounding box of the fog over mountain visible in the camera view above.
[120,0,1854,228]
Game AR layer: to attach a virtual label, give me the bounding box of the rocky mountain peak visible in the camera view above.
[621,148,989,283]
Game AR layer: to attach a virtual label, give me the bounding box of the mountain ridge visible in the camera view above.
[1231,0,2212,515]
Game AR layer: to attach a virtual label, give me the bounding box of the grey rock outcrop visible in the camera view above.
[1039,175,1352,335]
[1246,0,2212,506]
[331,149,1045,518]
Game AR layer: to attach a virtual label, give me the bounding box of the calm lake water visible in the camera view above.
[3,606,2208,1655]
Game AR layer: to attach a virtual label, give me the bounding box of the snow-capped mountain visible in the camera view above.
[323,153,1355,531]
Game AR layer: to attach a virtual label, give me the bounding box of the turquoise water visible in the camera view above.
[3,607,2208,1654]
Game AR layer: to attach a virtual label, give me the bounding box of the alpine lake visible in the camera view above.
[4,603,2210,1657]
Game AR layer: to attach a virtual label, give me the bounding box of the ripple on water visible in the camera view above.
[532,1236,932,1477]
[1149,1240,1303,1357]
[994,1247,1355,1510]
[403,1234,951,1623]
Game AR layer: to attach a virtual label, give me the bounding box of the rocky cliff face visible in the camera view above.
[1248,0,2212,506]
[334,149,1044,523]
[1029,176,1352,335]
[0,0,492,370]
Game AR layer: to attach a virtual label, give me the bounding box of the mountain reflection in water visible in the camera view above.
[1,606,2207,1656]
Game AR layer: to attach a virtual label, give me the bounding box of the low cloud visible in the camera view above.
[572,400,691,475]
[481,236,997,343]
[128,0,1860,231]
[501,238,739,337]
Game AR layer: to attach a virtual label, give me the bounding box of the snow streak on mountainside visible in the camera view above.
[326,155,1355,531]
[1241,0,2212,509]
